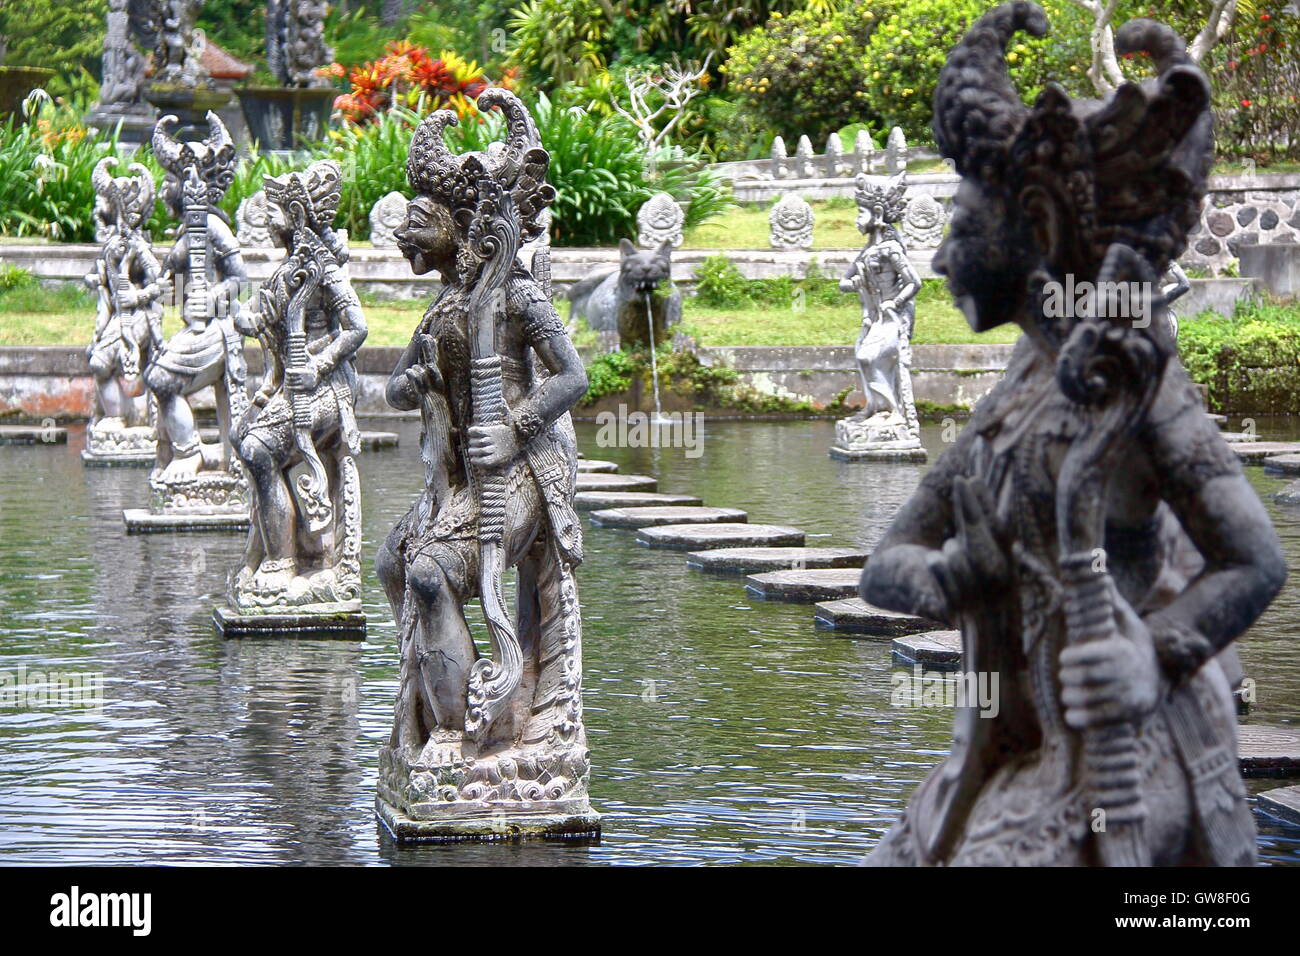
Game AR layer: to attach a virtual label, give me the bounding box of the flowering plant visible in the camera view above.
[331,43,517,125]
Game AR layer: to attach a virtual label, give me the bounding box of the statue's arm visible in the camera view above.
[1162,261,1189,305]
[1140,370,1287,679]
[311,262,368,377]
[886,242,920,310]
[211,219,248,306]
[512,299,588,444]
[839,252,864,292]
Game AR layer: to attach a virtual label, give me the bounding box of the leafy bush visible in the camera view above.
[581,349,636,404]
[723,0,900,145]
[1209,2,1300,163]
[693,254,842,309]
[1179,297,1300,413]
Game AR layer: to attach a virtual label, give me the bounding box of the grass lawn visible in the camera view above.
[684,198,865,250]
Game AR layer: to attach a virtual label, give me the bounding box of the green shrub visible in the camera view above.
[582,349,637,404]
[693,254,843,309]
[0,264,35,293]
[1179,298,1300,414]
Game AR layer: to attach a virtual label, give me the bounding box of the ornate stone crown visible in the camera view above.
[264,160,342,231]
[854,172,907,224]
[405,88,556,243]
[151,110,238,205]
[92,157,155,230]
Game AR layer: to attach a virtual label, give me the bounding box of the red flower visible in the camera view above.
[1241,98,1252,107]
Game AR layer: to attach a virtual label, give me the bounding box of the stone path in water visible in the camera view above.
[0,424,67,444]
[892,630,963,669]
[579,452,930,635]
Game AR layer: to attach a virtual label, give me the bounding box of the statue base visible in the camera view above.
[213,602,366,638]
[149,468,249,515]
[124,508,250,533]
[81,419,157,466]
[375,742,600,844]
[830,410,927,462]
[143,84,232,142]
[84,105,155,146]
[829,444,928,462]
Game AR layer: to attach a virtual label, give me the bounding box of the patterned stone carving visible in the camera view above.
[824,133,845,177]
[266,0,334,89]
[236,190,274,248]
[96,0,150,113]
[151,0,206,87]
[376,89,598,841]
[769,193,814,250]
[636,191,684,250]
[901,192,946,249]
[832,172,923,459]
[795,135,818,179]
[861,4,1279,867]
[368,191,409,248]
[853,128,878,175]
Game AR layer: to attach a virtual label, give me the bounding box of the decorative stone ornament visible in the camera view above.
[83,157,164,466]
[769,193,814,250]
[236,191,274,248]
[859,3,1283,867]
[636,192,685,250]
[795,134,818,179]
[830,172,925,461]
[375,89,598,841]
[901,192,946,250]
[214,159,369,636]
[368,191,409,249]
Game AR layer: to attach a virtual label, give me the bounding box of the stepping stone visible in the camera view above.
[575,473,657,493]
[1219,431,1258,443]
[359,430,399,450]
[892,630,962,669]
[1207,413,1227,427]
[590,506,746,529]
[813,598,941,637]
[576,459,619,473]
[746,568,862,602]
[0,424,66,444]
[1227,441,1300,463]
[574,490,702,510]
[123,508,250,533]
[1258,786,1300,828]
[213,604,366,638]
[1263,453,1300,476]
[1276,479,1300,506]
[1238,724,1300,776]
[686,546,867,573]
[636,523,804,551]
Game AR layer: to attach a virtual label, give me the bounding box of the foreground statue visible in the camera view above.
[83,158,164,465]
[831,172,925,461]
[127,113,250,530]
[860,3,1284,866]
[213,160,368,635]
[375,89,598,840]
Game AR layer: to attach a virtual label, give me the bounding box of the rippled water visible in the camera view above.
[0,415,1297,865]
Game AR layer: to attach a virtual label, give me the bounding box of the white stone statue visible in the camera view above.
[824,133,844,177]
[901,193,946,250]
[368,191,409,248]
[636,191,684,250]
[236,190,274,248]
[769,193,814,250]
[831,172,925,461]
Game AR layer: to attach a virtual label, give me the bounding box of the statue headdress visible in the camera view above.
[933,1,1213,274]
[92,157,156,230]
[854,172,907,224]
[405,88,556,243]
[151,110,237,205]
[264,160,342,232]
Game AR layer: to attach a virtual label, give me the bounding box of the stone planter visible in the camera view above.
[144,84,233,141]
[235,87,334,151]
[0,66,55,115]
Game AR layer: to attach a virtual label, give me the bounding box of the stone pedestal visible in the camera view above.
[234,87,334,151]
[829,414,927,462]
[143,84,232,141]
[213,603,365,637]
[81,419,157,466]
[84,105,156,147]
[124,469,250,531]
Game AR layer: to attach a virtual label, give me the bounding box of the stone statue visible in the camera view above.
[96,0,149,113]
[565,239,681,351]
[769,193,814,250]
[901,193,946,250]
[859,4,1284,866]
[137,112,250,521]
[266,0,334,89]
[885,126,907,174]
[1162,261,1189,339]
[770,135,789,179]
[236,191,274,248]
[151,0,205,87]
[824,133,844,177]
[374,89,598,840]
[831,172,924,460]
[636,192,684,250]
[368,191,409,249]
[853,128,877,175]
[795,135,817,179]
[83,158,165,465]
[221,160,368,627]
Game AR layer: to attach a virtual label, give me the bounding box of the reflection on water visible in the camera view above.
[0,415,1296,865]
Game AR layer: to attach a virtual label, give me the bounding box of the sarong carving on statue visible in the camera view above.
[859,3,1285,867]
[374,89,598,838]
[228,160,368,612]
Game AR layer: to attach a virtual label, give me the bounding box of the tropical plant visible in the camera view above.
[1209,1,1300,162]
[332,42,511,125]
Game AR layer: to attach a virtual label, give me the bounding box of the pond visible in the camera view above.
[0,415,1297,865]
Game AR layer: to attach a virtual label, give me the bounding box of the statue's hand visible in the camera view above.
[926,476,1009,614]
[467,423,520,470]
[1060,597,1159,729]
[286,360,321,392]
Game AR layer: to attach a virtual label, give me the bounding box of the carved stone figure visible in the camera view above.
[1162,261,1189,340]
[831,172,924,460]
[825,133,844,177]
[83,158,165,465]
[136,112,250,522]
[369,191,409,249]
[901,192,946,250]
[853,128,877,175]
[860,4,1284,866]
[770,135,789,179]
[96,0,149,113]
[636,192,684,250]
[885,126,908,174]
[236,190,274,248]
[374,89,598,840]
[151,0,205,87]
[266,0,334,88]
[218,161,368,629]
[795,134,817,179]
[769,192,814,250]
[565,239,682,351]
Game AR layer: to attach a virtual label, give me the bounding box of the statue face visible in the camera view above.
[267,202,293,248]
[395,197,455,276]
[932,179,1031,333]
[161,175,183,219]
[856,206,877,233]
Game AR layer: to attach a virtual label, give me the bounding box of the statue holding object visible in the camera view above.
[859,3,1284,866]
[375,89,598,841]
[215,160,368,633]
[831,171,925,461]
[130,112,251,527]
[83,158,165,465]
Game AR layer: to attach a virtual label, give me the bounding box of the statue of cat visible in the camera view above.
[565,238,682,350]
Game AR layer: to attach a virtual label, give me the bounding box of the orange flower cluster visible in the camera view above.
[330,43,517,125]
